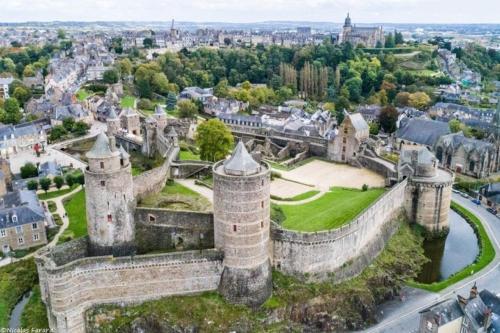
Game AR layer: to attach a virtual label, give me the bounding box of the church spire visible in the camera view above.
[344,12,352,27]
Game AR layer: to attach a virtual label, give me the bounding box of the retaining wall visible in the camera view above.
[135,207,214,253]
[36,245,223,333]
[271,179,407,281]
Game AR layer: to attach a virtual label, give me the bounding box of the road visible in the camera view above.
[362,193,500,333]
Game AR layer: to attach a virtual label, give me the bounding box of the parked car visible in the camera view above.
[452,189,460,194]
[487,208,497,215]
[460,192,469,198]
[471,199,481,205]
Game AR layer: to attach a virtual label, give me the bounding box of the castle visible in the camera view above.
[339,13,384,48]
[35,107,453,332]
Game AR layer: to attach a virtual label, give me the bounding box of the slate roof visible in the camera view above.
[396,118,451,146]
[437,132,494,154]
[0,189,44,229]
[38,161,62,178]
[419,298,464,328]
[86,132,118,159]
[223,141,261,176]
[348,113,369,132]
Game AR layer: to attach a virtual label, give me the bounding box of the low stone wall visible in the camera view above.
[36,249,223,333]
[133,147,179,200]
[170,160,212,179]
[358,155,397,180]
[135,207,214,253]
[271,179,407,281]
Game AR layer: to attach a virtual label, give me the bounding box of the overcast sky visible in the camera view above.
[0,0,498,24]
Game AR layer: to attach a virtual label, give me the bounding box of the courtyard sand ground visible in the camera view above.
[270,178,314,198]
[277,160,385,192]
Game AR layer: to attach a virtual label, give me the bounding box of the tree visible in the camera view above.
[369,122,380,135]
[409,92,431,109]
[75,173,85,185]
[214,79,230,98]
[177,100,198,119]
[143,38,153,48]
[385,33,395,48]
[378,106,398,133]
[49,125,67,142]
[449,119,462,133]
[39,177,51,193]
[117,58,132,78]
[53,176,64,190]
[394,30,404,44]
[57,29,66,39]
[166,92,177,111]
[73,121,90,136]
[62,117,75,132]
[103,69,119,84]
[3,98,22,124]
[65,174,75,187]
[27,180,38,191]
[395,92,411,107]
[196,119,234,162]
[137,98,153,110]
[12,86,31,105]
[20,162,38,179]
[344,77,362,103]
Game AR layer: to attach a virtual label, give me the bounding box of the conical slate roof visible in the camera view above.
[223,141,260,176]
[86,132,119,159]
[167,126,177,137]
[119,145,130,159]
[155,104,165,115]
[108,108,118,119]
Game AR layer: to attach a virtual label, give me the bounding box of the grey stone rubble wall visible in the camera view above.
[171,160,213,179]
[271,179,407,280]
[36,248,223,333]
[358,155,397,179]
[133,146,179,200]
[134,207,214,253]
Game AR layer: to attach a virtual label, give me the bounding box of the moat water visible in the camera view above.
[416,210,479,283]
[9,291,32,330]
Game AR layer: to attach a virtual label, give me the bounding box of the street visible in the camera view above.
[362,194,500,333]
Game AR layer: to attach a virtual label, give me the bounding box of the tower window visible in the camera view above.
[149,214,156,222]
[107,214,112,222]
[100,161,104,169]
[261,201,264,208]
[100,180,105,186]
[261,221,264,228]
[233,225,237,232]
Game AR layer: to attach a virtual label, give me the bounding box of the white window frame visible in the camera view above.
[0,229,5,237]
[15,226,22,234]
[33,234,39,241]
[18,237,24,244]
[32,222,38,230]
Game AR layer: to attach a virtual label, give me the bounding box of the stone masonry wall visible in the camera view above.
[36,249,223,333]
[271,179,407,280]
[133,147,179,201]
[134,208,214,253]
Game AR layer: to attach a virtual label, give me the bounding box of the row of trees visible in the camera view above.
[27,172,84,193]
[49,118,90,142]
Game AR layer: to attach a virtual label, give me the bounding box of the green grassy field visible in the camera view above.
[278,187,386,232]
[0,259,38,328]
[179,150,201,161]
[38,185,79,200]
[75,89,91,101]
[120,96,136,108]
[408,201,496,292]
[60,189,87,243]
[139,181,211,211]
[271,190,320,202]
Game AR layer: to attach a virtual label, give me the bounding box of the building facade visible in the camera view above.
[339,13,384,48]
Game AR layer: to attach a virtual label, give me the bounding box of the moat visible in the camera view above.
[416,209,479,283]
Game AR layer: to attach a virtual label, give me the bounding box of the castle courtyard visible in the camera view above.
[272,160,386,193]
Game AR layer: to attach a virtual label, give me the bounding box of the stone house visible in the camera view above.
[0,77,14,100]
[328,112,369,163]
[418,284,499,333]
[395,118,451,151]
[0,122,47,157]
[434,132,497,178]
[0,189,48,253]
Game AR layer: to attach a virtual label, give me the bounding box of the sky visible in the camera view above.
[0,0,498,24]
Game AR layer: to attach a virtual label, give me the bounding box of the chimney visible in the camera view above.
[470,282,478,299]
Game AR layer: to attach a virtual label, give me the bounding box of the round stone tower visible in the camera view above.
[85,132,136,256]
[153,105,167,132]
[106,108,120,136]
[213,141,272,307]
[399,146,454,234]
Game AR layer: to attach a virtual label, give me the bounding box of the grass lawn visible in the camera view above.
[179,150,201,161]
[271,190,320,202]
[408,201,496,292]
[120,96,136,108]
[278,187,386,232]
[139,180,211,212]
[0,259,38,328]
[20,286,49,330]
[75,89,92,101]
[59,189,87,243]
[38,185,78,200]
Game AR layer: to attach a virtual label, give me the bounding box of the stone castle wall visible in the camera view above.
[271,179,407,280]
[36,242,223,333]
[134,208,214,253]
[133,146,179,201]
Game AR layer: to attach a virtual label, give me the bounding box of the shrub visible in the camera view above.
[20,162,38,179]
[362,184,369,191]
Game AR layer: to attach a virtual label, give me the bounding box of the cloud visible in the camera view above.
[0,0,497,23]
